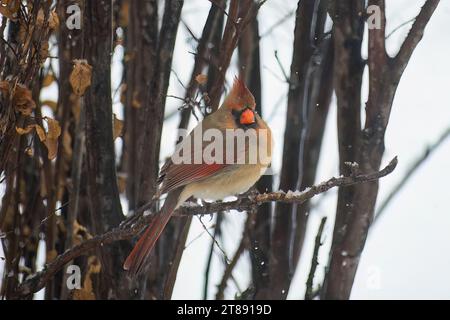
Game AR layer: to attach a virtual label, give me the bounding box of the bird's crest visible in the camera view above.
[223,76,256,111]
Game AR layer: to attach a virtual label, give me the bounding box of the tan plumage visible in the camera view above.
[124,77,272,275]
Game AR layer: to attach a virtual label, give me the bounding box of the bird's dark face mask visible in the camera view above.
[233,107,257,129]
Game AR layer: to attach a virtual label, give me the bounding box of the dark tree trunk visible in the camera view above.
[83,0,132,299]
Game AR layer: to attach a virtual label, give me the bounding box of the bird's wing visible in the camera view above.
[158,124,230,194]
[159,163,227,195]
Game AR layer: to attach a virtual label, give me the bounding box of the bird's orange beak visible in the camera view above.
[240,108,255,125]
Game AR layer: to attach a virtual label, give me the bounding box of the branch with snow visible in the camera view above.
[13,157,398,298]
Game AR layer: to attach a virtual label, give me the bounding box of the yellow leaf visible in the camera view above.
[70,60,92,96]
[113,114,123,140]
[42,73,55,87]
[195,74,208,85]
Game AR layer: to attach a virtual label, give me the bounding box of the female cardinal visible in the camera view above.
[123,77,272,275]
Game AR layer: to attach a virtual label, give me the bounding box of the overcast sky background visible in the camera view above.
[1,0,449,300]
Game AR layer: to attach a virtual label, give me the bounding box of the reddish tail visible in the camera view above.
[123,189,181,276]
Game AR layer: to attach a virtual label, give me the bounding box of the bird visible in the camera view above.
[123,77,272,275]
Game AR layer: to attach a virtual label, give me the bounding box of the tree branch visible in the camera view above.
[13,157,398,297]
[392,0,440,78]
[305,216,327,300]
[373,128,450,225]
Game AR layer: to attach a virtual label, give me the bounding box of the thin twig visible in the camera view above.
[305,217,327,300]
[203,212,223,299]
[373,129,450,225]
[215,214,251,300]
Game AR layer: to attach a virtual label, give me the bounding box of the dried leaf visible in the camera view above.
[119,0,130,27]
[117,174,127,194]
[36,9,45,27]
[73,220,93,246]
[0,80,9,93]
[15,125,34,135]
[39,41,49,65]
[70,60,92,96]
[0,0,20,21]
[42,100,58,111]
[72,256,100,300]
[195,74,208,85]
[46,249,57,263]
[48,10,59,29]
[43,73,55,87]
[12,83,36,116]
[46,117,61,140]
[120,84,127,105]
[63,129,72,160]
[43,118,61,160]
[35,125,46,142]
[113,114,123,140]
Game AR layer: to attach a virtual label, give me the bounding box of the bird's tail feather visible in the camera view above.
[123,189,182,276]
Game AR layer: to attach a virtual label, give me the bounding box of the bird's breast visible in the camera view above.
[183,164,269,201]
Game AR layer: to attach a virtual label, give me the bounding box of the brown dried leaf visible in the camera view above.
[25,147,33,156]
[43,118,61,160]
[70,60,92,96]
[48,10,59,29]
[12,83,36,116]
[72,256,100,300]
[46,117,61,140]
[42,100,58,111]
[43,73,55,87]
[0,0,20,21]
[73,220,93,246]
[15,125,34,135]
[46,249,57,263]
[0,80,9,93]
[120,84,127,105]
[63,129,72,160]
[35,125,46,142]
[119,0,130,27]
[113,113,123,140]
[36,9,45,27]
[117,174,127,194]
[195,74,208,85]
[39,41,49,65]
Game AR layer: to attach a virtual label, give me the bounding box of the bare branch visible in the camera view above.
[373,128,450,225]
[392,0,440,78]
[305,217,327,300]
[13,157,397,297]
